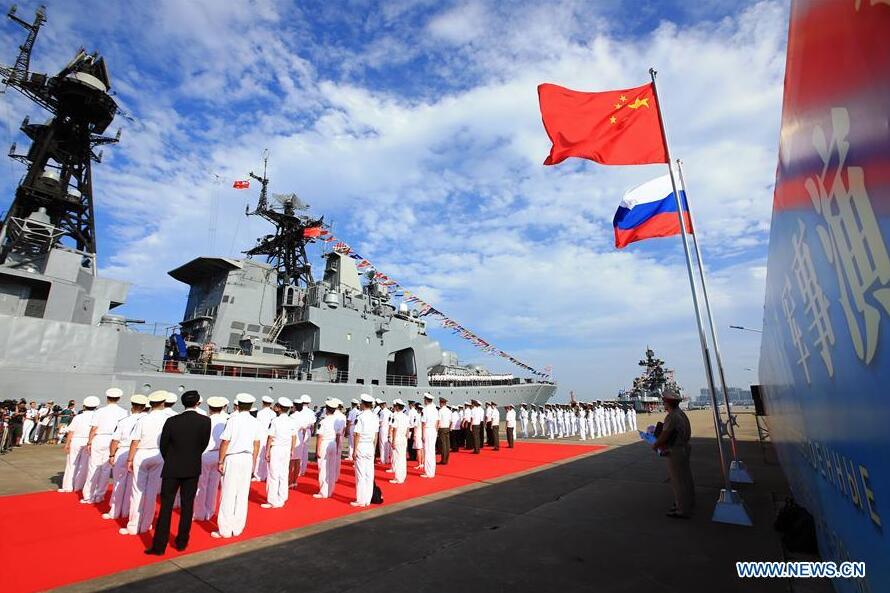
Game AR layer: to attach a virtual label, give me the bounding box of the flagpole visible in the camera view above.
[648,68,750,526]
[676,159,753,484]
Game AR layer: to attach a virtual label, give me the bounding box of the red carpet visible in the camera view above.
[1,442,603,593]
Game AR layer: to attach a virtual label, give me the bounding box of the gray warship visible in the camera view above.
[0,7,556,408]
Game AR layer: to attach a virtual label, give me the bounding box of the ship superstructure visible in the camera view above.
[0,7,555,408]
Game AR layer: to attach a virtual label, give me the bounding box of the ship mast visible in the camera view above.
[0,5,119,271]
[243,150,325,292]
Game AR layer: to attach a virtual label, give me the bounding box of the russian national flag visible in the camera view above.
[613,174,692,249]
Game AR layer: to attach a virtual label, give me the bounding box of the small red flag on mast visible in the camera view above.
[232,180,250,189]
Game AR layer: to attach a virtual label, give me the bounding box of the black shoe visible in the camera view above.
[144,548,165,556]
[665,511,689,519]
[173,542,187,552]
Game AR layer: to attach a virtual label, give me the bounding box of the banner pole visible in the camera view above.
[648,67,750,525]
[676,159,753,484]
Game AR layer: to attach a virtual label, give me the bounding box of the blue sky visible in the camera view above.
[0,0,788,399]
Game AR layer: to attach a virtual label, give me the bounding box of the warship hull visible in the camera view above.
[0,365,555,408]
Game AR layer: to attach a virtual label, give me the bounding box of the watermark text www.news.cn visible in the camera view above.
[736,562,866,579]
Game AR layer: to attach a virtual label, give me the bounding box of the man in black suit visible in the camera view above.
[146,390,211,555]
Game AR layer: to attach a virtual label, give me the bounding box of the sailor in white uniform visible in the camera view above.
[519,404,529,439]
[213,393,261,538]
[81,388,129,503]
[629,407,638,431]
[194,397,229,521]
[351,394,378,507]
[377,400,392,465]
[346,399,359,458]
[58,396,99,493]
[263,397,296,508]
[389,399,409,484]
[121,391,169,535]
[297,395,314,477]
[578,406,587,440]
[313,397,344,499]
[420,394,438,478]
[162,392,178,418]
[253,395,276,482]
[505,404,516,448]
[410,402,424,468]
[102,394,147,520]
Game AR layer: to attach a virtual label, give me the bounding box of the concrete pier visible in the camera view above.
[0,409,826,593]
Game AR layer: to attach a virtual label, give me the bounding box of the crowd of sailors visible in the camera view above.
[4,390,641,553]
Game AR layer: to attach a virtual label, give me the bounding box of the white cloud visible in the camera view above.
[0,0,787,398]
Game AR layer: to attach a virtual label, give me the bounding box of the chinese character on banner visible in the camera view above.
[804,107,890,365]
[791,220,835,377]
[782,276,811,383]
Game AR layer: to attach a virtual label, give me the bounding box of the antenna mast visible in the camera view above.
[243,151,325,291]
[0,5,120,269]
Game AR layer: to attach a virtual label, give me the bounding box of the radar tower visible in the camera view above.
[243,151,326,292]
[0,5,119,270]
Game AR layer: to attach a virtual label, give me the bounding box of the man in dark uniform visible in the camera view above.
[652,389,694,518]
[145,390,211,554]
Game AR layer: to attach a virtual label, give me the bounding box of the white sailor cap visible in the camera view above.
[300,394,312,404]
[375,398,384,405]
[148,390,168,403]
[277,397,293,408]
[236,393,256,405]
[262,395,274,404]
[422,392,433,401]
[325,397,343,408]
[105,387,124,399]
[392,398,405,406]
[130,394,149,406]
[207,396,229,408]
[83,395,100,408]
[351,398,359,405]
[360,393,374,404]
[165,392,177,404]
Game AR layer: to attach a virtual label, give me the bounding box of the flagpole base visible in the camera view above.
[729,459,754,484]
[712,488,753,526]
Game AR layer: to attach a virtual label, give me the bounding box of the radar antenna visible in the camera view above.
[0,5,120,269]
[243,151,326,291]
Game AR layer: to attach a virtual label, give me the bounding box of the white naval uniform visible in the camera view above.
[505,409,516,443]
[378,407,392,464]
[83,402,128,502]
[578,410,587,440]
[266,413,295,507]
[346,406,359,457]
[519,408,529,438]
[217,412,261,537]
[409,407,423,451]
[333,410,346,483]
[125,410,168,534]
[629,409,638,431]
[194,412,228,520]
[22,407,37,444]
[298,408,315,476]
[60,410,96,492]
[106,411,144,519]
[421,403,438,477]
[353,409,378,505]
[254,406,276,481]
[390,410,409,483]
[315,414,341,498]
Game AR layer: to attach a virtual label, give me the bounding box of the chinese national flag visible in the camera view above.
[232,180,250,189]
[538,83,667,166]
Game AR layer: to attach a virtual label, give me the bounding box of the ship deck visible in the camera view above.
[0,410,830,593]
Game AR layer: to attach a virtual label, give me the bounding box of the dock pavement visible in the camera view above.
[0,409,830,593]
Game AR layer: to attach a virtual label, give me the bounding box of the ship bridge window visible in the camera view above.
[372,379,379,385]
[357,379,364,385]
[231,321,245,330]
[247,324,261,332]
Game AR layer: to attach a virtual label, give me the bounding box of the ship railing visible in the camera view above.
[428,379,517,387]
[171,361,300,380]
[386,374,418,387]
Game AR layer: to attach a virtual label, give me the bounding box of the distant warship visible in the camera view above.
[0,7,556,407]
